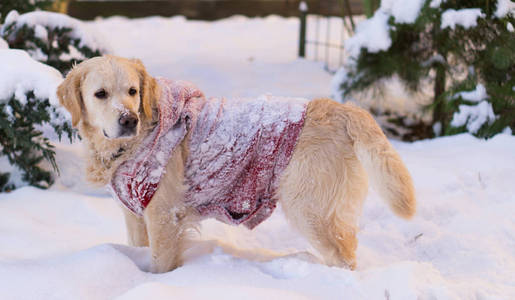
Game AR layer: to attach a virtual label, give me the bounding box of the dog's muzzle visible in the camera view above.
[118,112,138,137]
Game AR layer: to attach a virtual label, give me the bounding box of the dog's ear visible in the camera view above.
[57,66,84,127]
[130,59,159,120]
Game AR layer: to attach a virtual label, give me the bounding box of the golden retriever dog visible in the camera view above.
[57,55,416,273]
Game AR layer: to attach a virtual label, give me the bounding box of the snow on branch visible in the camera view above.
[1,10,111,53]
[345,10,391,58]
[453,84,488,103]
[451,101,496,134]
[345,0,425,59]
[0,49,66,121]
[380,0,425,23]
[495,0,515,18]
[441,8,485,30]
[450,84,497,134]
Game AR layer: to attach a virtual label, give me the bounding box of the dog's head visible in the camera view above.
[57,55,158,140]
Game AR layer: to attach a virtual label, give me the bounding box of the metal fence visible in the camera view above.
[298,0,361,73]
[67,0,365,73]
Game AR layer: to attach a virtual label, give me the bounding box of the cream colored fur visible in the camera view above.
[57,56,416,273]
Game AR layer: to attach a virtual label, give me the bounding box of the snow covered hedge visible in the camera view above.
[334,0,515,140]
[0,49,73,191]
[0,8,111,191]
[0,10,109,74]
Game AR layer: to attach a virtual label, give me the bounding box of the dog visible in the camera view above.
[57,55,416,273]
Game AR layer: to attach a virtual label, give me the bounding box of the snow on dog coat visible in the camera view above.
[109,77,308,229]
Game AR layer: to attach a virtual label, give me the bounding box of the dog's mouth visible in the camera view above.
[118,127,138,138]
[103,128,137,139]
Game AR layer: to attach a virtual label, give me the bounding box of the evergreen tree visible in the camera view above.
[0,91,73,192]
[0,7,107,191]
[337,0,514,140]
[1,10,104,74]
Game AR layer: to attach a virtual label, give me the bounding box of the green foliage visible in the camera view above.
[0,0,50,23]
[363,0,381,18]
[1,18,103,74]
[340,0,515,140]
[0,8,106,192]
[0,91,73,192]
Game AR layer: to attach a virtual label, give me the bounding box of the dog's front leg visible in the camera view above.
[144,190,193,273]
[143,149,194,273]
[122,206,149,247]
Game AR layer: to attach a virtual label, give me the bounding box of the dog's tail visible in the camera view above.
[344,103,416,219]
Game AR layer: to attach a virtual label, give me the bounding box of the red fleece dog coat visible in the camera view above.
[109,77,308,229]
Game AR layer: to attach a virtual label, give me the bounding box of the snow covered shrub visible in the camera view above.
[335,0,515,140]
[0,8,105,192]
[0,49,73,192]
[0,10,109,74]
[0,0,50,23]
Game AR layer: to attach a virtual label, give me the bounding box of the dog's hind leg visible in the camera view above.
[278,152,367,269]
[277,99,368,269]
[122,207,149,247]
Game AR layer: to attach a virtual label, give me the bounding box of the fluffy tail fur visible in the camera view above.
[344,103,416,219]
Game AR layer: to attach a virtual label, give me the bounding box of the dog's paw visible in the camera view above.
[325,256,356,270]
[148,255,183,274]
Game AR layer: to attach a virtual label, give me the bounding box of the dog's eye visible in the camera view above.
[128,87,137,96]
[94,89,107,99]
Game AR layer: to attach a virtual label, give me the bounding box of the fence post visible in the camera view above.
[298,1,308,58]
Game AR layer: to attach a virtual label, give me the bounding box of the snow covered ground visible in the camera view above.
[1,15,514,300]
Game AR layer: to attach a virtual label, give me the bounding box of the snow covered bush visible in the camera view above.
[0,0,50,23]
[0,7,108,191]
[0,10,109,74]
[335,0,515,140]
[0,49,73,192]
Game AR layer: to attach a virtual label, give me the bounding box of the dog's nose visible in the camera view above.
[119,113,138,130]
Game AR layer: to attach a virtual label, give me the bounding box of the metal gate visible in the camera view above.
[298,0,366,73]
